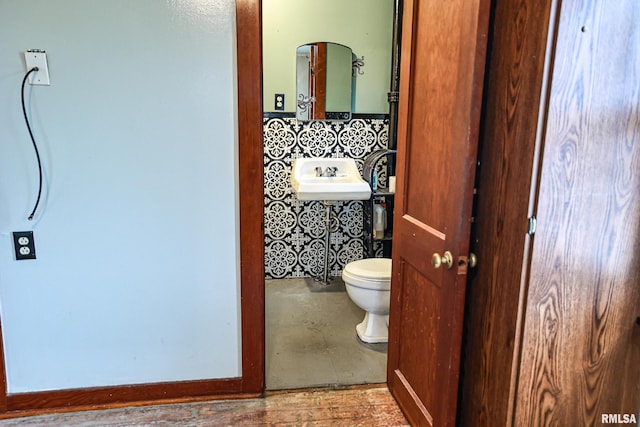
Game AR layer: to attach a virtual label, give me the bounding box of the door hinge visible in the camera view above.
[527,216,537,236]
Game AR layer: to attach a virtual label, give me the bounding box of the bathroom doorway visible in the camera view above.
[261,0,399,390]
[262,114,393,390]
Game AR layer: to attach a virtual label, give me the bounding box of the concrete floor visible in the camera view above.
[265,277,388,390]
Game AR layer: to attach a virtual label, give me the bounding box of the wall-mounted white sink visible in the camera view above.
[291,157,371,201]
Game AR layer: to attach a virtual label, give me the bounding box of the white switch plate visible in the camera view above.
[24,50,50,85]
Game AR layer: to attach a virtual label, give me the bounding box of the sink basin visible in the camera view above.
[291,157,371,201]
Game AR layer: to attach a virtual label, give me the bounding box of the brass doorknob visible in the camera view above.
[469,253,478,268]
[432,251,453,270]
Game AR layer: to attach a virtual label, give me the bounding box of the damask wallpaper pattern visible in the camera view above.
[263,116,389,279]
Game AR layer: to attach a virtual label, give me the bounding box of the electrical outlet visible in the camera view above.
[13,231,36,260]
[274,93,285,111]
[24,50,50,85]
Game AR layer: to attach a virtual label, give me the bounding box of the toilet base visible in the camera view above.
[355,312,389,343]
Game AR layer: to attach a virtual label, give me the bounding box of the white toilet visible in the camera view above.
[342,258,392,343]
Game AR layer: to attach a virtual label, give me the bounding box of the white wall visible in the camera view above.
[263,0,393,114]
[0,0,241,393]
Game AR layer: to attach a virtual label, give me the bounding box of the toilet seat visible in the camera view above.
[342,258,391,290]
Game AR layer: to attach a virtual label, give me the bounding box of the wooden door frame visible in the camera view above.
[457,0,554,423]
[0,0,264,416]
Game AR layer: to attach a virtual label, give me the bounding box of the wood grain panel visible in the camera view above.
[397,261,442,419]
[402,1,462,232]
[457,0,554,424]
[515,0,640,424]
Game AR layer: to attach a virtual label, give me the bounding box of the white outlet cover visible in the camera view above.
[17,237,29,245]
[24,51,50,85]
[19,246,31,255]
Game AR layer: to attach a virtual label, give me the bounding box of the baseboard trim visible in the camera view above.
[0,377,262,418]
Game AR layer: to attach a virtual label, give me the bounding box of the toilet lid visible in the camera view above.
[344,258,392,280]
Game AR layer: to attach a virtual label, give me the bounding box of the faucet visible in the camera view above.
[315,166,338,177]
[324,166,338,177]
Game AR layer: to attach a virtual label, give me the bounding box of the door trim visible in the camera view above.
[236,0,266,396]
[0,0,264,415]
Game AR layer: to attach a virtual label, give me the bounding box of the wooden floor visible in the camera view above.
[0,386,408,426]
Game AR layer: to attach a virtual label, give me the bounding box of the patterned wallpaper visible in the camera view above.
[263,115,389,279]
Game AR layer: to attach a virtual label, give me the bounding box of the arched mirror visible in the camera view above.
[296,42,353,121]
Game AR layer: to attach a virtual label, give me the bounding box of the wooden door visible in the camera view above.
[386,0,490,425]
